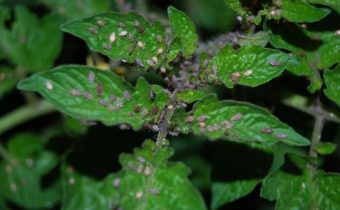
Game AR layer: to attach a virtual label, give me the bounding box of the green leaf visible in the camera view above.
[261,171,340,209]
[7,133,46,158]
[209,44,295,88]
[37,0,111,20]
[172,96,310,146]
[281,0,331,23]
[176,89,208,103]
[62,140,207,210]
[314,142,337,155]
[0,134,61,209]
[167,37,182,63]
[324,65,340,106]
[211,179,259,210]
[62,12,166,71]
[238,31,270,47]
[317,32,340,69]
[168,6,198,57]
[223,0,246,15]
[0,6,63,71]
[17,65,169,130]
[308,0,340,13]
[0,66,20,99]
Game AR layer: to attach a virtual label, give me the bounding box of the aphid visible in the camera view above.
[46,81,53,91]
[103,43,112,50]
[135,191,143,199]
[231,113,242,121]
[137,41,145,48]
[109,32,116,43]
[134,20,141,28]
[156,35,162,43]
[151,106,159,115]
[141,108,148,117]
[147,59,155,66]
[236,16,243,22]
[167,104,174,110]
[108,104,116,111]
[10,183,17,192]
[97,82,103,96]
[133,104,140,112]
[88,26,98,35]
[275,133,287,139]
[207,125,215,132]
[99,99,107,106]
[68,177,75,185]
[118,22,126,28]
[152,124,159,131]
[143,166,152,176]
[231,71,241,83]
[123,91,131,101]
[336,30,340,36]
[160,66,166,73]
[268,60,281,66]
[137,156,146,163]
[212,65,218,76]
[243,69,253,76]
[221,120,233,129]
[136,58,144,67]
[157,48,164,55]
[88,71,95,82]
[83,92,93,100]
[119,124,130,130]
[116,98,123,108]
[151,56,158,65]
[109,95,116,102]
[185,116,194,123]
[149,188,160,195]
[113,178,120,188]
[96,19,105,27]
[119,30,128,37]
[197,115,207,122]
[70,89,81,96]
[199,121,206,128]
[261,128,273,134]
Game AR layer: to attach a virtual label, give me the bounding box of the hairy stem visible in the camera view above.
[308,98,325,176]
[0,100,56,136]
[156,105,175,148]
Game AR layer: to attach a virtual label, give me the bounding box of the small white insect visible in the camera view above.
[99,99,107,106]
[157,48,164,55]
[185,116,194,123]
[46,81,53,90]
[275,133,287,139]
[116,98,123,108]
[68,177,75,185]
[151,56,158,65]
[243,69,253,76]
[137,41,145,48]
[119,30,128,37]
[70,89,81,96]
[167,104,174,110]
[231,113,242,121]
[143,166,152,176]
[97,19,105,27]
[335,30,340,36]
[88,71,95,82]
[109,32,116,43]
[135,191,143,199]
[113,178,120,188]
[160,66,166,73]
[137,156,146,163]
[83,92,93,100]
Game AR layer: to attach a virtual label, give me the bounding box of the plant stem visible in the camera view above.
[308,98,325,176]
[156,105,175,148]
[0,100,56,136]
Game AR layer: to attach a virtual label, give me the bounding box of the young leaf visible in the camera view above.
[223,0,246,15]
[62,12,166,71]
[308,0,340,13]
[238,31,270,47]
[314,142,337,155]
[261,170,340,209]
[62,140,207,210]
[0,66,20,99]
[176,89,208,104]
[168,6,198,57]
[324,65,340,106]
[167,37,182,63]
[172,96,310,146]
[17,65,169,130]
[37,0,111,20]
[281,0,331,23]
[0,134,61,209]
[209,44,295,88]
[0,6,63,72]
[211,179,260,210]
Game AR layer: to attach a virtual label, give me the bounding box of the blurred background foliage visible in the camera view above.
[0,0,339,209]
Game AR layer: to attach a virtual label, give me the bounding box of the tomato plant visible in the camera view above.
[0,0,340,209]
